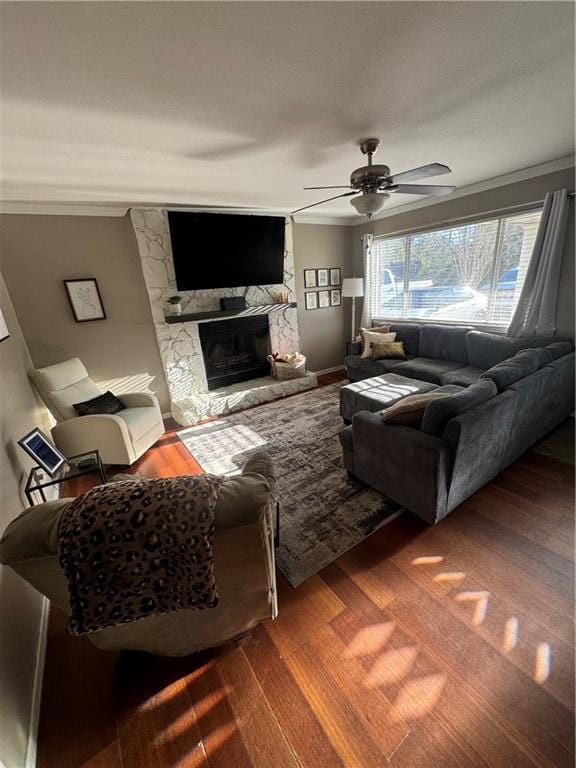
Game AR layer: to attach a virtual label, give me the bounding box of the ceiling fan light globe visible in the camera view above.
[350,192,389,217]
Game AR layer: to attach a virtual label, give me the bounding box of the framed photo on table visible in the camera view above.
[330,289,341,306]
[317,268,329,287]
[304,269,317,288]
[64,279,106,322]
[330,268,341,286]
[305,292,318,310]
[18,428,68,477]
[318,290,330,308]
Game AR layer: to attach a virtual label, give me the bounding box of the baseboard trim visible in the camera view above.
[314,365,346,376]
[25,597,50,768]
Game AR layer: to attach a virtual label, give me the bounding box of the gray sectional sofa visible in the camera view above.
[340,323,574,525]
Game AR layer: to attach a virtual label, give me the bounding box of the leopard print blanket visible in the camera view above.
[57,474,223,636]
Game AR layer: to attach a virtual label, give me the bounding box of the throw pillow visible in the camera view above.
[359,324,391,355]
[379,391,453,429]
[371,340,406,360]
[73,391,125,416]
[361,330,396,358]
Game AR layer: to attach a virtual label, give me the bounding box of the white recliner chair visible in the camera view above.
[31,358,164,465]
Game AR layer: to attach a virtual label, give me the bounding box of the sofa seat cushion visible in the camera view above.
[419,324,472,363]
[421,379,498,437]
[345,354,415,381]
[391,357,466,384]
[117,406,164,442]
[340,373,437,421]
[480,348,541,391]
[440,366,485,387]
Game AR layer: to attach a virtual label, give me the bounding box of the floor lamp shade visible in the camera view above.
[342,278,364,342]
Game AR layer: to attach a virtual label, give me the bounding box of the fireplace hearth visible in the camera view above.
[199,315,271,390]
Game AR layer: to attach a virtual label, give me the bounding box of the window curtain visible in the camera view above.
[508,189,569,337]
[360,233,374,329]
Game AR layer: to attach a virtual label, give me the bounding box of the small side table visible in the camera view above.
[25,450,107,506]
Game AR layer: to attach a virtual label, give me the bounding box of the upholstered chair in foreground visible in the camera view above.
[0,454,278,656]
[31,358,164,465]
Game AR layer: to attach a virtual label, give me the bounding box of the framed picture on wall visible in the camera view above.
[317,268,329,287]
[330,268,341,286]
[304,269,317,288]
[318,290,330,309]
[0,307,9,342]
[330,289,342,306]
[305,292,318,310]
[64,279,106,322]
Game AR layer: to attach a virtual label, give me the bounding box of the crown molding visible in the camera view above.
[1,154,572,223]
[353,154,576,226]
[293,213,355,226]
[0,202,129,217]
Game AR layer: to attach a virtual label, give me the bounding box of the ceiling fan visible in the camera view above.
[292,138,455,218]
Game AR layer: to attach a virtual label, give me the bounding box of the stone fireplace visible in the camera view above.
[199,315,271,390]
[130,208,317,425]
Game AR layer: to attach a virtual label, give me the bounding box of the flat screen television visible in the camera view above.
[168,212,285,290]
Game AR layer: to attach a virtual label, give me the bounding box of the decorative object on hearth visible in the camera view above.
[63,279,106,322]
[167,295,183,315]
[220,296,246,311]
[292,138,455,218]
[342,277,364,341]
[330,268,341,286]
[268,351,307,380]
[304,269,317,288]
[273,290,289,304]
[0,307,9,342]
[318,290,330,309]
[317,268,329,287]
[305,291,318,310]
[177,384,404,586]
[330,289,341,306]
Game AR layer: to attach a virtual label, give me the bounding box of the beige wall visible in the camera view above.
[0,213,171,412]
[293,223,352,371]
[352,167,575,336]
[0,269,52,768]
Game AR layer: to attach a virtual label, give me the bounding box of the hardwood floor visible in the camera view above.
[38,386,575,768]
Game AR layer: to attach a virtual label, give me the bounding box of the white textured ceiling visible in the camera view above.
[0,2,574,220]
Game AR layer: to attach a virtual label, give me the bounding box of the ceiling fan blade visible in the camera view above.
[303,185,354,190]
[389,184,456,196]
[291,191,356,214]
[388,163,452,184]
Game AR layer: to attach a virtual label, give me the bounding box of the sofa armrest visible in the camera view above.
[52,414,134,465]
[349,340,362,356]
[351,412,452,524]
[119,392,160,410]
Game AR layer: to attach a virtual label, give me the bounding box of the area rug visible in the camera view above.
[178,383,404,586]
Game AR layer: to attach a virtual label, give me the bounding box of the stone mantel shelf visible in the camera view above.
[165,302,297,324]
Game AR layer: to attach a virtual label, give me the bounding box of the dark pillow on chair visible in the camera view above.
[73,391,125,416]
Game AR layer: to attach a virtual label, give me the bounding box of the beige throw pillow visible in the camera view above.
[380,392,452,429]
[371,340,406,360]
[361,330,396,358]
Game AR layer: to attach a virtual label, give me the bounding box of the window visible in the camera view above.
[368,208,542,327]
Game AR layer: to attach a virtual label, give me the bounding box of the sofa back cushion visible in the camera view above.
[480,348,541,391]
[544,341,573,362]
[419,324,471,363]
[421,379,498,436]
[387,323,421,356]
[466,330,568,369]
